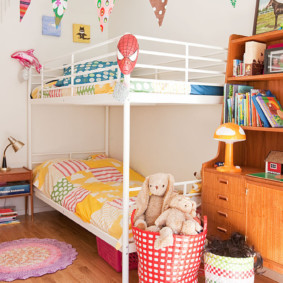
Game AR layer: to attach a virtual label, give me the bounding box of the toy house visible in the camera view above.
[265,151,283,175]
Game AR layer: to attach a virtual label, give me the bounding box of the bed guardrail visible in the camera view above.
[29,34,227,99]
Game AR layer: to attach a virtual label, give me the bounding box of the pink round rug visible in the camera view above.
[0,238,77,282]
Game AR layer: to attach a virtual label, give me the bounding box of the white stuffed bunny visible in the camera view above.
[134,173,176,230]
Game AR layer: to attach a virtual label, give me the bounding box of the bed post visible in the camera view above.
[122,99,130,283]
[27,68,32,169]
[105,106,109,156]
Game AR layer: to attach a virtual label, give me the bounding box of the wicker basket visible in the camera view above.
[131,210,207,283]
[204,252,254,283]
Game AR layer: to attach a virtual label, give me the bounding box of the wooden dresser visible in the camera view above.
[202,31,283,274]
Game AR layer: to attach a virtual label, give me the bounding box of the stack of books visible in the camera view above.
[223,84,283,127]
[0,208,19,225]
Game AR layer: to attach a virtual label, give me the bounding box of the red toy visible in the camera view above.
[117,34,139,75]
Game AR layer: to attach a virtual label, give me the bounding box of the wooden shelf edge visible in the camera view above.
[242,126,283,133]
[227,73,283,82]
[231,30,283,44]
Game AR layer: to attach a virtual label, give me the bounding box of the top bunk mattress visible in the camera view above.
[31,80,223,99]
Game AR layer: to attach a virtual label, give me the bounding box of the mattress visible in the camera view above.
[33,154,144,249]
[31,79,223,99]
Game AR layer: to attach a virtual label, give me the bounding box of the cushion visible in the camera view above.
[86,154,108,161]
[55,60,119,87]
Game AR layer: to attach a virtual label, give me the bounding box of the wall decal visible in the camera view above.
[230,0,237,8]
[42,16,61,37]
[97,0,115,32]
[11,49,42,74]
[52,0,68,27]
[149,0,168,26]
[73,24,91,43]
[20,0,31,22]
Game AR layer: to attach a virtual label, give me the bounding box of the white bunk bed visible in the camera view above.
[27,34,226,282]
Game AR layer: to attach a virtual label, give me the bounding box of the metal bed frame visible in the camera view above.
[27,34,226,282]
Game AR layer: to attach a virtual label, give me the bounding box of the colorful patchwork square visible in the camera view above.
[55,61,120,87]
[54,160,89,177]
[89,167,123,183]
[51,178,77,205]
[62,187,90,212]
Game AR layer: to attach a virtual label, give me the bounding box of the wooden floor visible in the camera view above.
[0,211,278,283]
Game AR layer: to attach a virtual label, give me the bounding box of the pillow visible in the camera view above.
[86,153,108,161]
[55,60,119,87]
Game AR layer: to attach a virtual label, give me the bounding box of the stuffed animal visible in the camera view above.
[154,195,202,250]
[134,173,175,230]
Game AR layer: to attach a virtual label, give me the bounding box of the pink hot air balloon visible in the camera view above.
[11,49,42,73]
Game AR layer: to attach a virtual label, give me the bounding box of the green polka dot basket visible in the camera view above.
[204,252,254,282]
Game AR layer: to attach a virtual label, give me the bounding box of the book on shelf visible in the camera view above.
[223,84,253,124]
[0,219,20,226]
[0,208,17,216]
[223,84,283,128]
[256,96,283,127]
[0,216,17,222]
[0,207,19,226]
[251,90,274,128]
[0,181,30,196]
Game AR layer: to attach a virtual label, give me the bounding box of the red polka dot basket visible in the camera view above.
[131,210,207,283]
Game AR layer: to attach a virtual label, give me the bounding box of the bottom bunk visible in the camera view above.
[33,154,144,251]
[32,153,202,273]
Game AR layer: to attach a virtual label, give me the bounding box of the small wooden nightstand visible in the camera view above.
[0,167,33,221]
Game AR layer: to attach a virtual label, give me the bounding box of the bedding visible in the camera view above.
[33,154,144,249]
[55,60,119,87]
[31,79,223,99]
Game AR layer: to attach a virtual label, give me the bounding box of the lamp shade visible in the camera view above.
[214,123,246,143]
[8,136,24,152]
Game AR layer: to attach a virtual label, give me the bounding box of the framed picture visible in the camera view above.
[253,0,283,35]
[73,24,91,43]
[42,16,61,37]
[264,47,283,74]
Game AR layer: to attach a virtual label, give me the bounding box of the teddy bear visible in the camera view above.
[154,194,202,250]
[134,173,176,230]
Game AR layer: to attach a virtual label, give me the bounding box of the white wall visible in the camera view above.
[108,0,257,180]
[0,0,109,213]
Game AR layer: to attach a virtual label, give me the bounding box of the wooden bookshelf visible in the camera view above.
[202,32,283,274]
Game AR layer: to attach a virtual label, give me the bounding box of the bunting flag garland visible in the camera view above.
[230,0,237,8]
[97,0,115,32]
[52,0,68,27]
[149,0,168,27]
[20,0,31,22]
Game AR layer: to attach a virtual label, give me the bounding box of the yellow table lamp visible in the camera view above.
[214,123,246,173]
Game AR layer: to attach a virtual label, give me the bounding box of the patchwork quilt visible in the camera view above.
[33,154,144,249]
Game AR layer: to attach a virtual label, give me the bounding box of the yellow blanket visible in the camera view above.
[33,155,144,249]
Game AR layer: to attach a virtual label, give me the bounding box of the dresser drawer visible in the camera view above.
[202,203,246,239]
[203,171,246,213]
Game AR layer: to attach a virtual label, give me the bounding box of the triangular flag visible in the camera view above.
[97,0,115,32]
[20,0,31,22]
[149,0,168,27]
[52,0,68,27]
[230,0,237,8]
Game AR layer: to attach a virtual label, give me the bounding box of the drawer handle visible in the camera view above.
[217,227,227,233]
[217,211,228,217]
[218,194,228,201]
[219,179,228,185]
